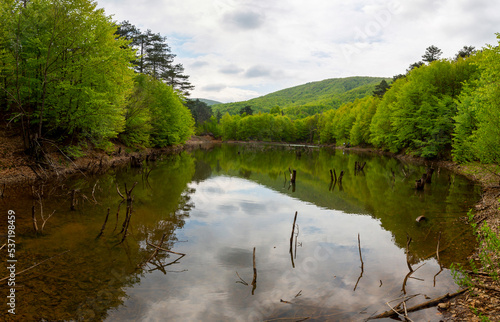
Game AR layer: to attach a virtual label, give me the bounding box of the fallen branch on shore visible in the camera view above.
[367,289,467,320]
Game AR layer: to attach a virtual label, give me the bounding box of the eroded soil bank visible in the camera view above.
[0,134,498,321]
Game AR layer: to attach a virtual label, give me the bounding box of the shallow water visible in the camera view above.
[0,144,480,321]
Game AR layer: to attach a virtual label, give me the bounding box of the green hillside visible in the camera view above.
[212,76,389,118]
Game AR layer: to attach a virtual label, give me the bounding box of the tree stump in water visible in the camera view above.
[415,173,427,190]
[130,155,143,168]
[425,167,435,183]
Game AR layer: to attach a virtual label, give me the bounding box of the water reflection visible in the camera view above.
[0,144,479,321]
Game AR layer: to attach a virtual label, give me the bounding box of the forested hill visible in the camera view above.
[193,98,223,106]
[212,76,389,118]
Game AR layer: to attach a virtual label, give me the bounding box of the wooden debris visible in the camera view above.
[368,289,467,320]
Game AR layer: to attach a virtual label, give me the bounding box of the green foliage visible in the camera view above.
[318,96,378,146]
[148,79,194,147]
[453,34,500,163]
[0,0,136,147]
[422,45,443,63]
[212,77,388,118]
[452,207,500,320]
[372,80,390,98]
[120,74,153,147]
[64,145,86,160]
[370,58,477,157]
[0,2,195,153]
[218,112,318,143]
[185,99,212,126]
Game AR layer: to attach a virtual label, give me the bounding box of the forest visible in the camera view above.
[1,0,499,165]
[0,0,195,159]
[198,39,500,163]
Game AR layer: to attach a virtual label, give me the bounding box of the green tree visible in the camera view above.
[373,80,390,98]
[239,105,253,116]
[148,79,194,147]
[120,74,153,147]
[422,45,443,63]
[162,63,195,97]
[115,21,194,97]
[371,58,476,157]
[453,35,500,163]
[0,0,136,152]
[455,46,476,60]
[186,99,212,126]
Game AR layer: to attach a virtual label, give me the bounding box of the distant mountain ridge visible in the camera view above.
[212,76,389,118]
[191,98,223,106]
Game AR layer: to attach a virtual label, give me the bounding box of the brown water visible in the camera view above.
[0,144,480,321]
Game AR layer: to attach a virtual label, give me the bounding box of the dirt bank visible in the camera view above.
[0,131,219,187]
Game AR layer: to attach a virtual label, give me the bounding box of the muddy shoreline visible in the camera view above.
[1,136,498,320]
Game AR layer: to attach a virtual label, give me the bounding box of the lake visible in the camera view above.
[0,143,480,321]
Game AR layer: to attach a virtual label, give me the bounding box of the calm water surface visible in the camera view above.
[0,144,480,321]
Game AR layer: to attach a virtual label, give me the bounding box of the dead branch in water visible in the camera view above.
[406,234,413,273]
[354,233,364,291]
[236,271,249,285]
[113,200,124,233]
[117,182,138,244]
[138,233,186,271]
[91,180,99,204]
[96,208,110,239]
[433,231,443,286]
[32,205,38,233]
[251,247,257,295]
[70,189,77,211]
[290,211,298,268]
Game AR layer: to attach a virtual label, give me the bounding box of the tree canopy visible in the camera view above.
[0,0,195,155]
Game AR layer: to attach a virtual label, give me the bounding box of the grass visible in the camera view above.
[451,208,500,321]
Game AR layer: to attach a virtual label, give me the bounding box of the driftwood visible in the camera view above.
[368,289,467,320]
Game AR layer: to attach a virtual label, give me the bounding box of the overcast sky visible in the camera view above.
[96,0,500,103]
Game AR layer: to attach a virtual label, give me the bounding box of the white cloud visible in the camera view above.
[97,0,500,102]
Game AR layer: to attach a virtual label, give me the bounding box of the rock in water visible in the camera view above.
[416,215,426,222]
